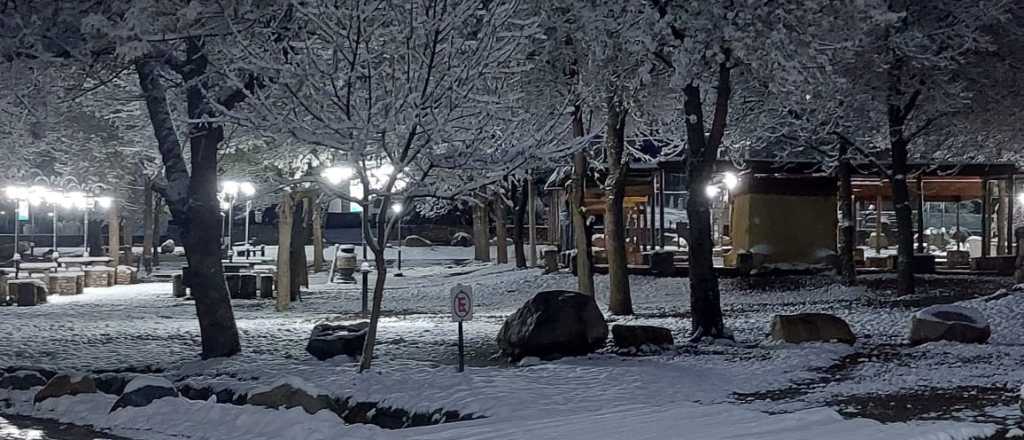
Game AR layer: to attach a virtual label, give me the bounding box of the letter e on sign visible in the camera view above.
[450,284,474,322]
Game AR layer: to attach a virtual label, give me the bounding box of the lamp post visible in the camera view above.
[359,261,370,315]
[240,182,256,251]
[219,180,256,261]
[392,203,403,277]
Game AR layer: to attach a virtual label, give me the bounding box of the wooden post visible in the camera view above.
[659,169,666,249]
[472,201,490,262]
[312,200,325,273]
[141,181,154,272]
[916,175,925,254]
[108,200,120,267]
[875,189,883,255]
[494,195,508,264]
[1008,176,1016,255]
[528,171,537,267]
[956,196,961,251]
[982,179,991,257]
[276,193,292,312]
[997,180,1007,256]
[152,196,162,266]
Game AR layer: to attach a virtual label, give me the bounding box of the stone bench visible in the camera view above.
[9,279,47,306]
[226,273,258,299]
[259,274,275,299]
[971,256,1016,275]
[115,265,139,285]
[83,266,115,288]
[46,272,84,295]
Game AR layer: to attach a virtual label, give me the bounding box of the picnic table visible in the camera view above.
[57,256,113,269]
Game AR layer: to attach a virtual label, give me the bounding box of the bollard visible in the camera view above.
[360,262,370,315]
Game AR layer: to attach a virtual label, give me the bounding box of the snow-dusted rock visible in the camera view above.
[403,235,433,248]
[306,321,369,361]
[160,239,176,254]
[497,290,608,362]
[450,232,473,247]
[247,378,340,415]
[0,370,47,390]
[909,305,991,345]
[34,374,97,403]
[611,324,674,350]
[770,313,856,345]
[95,373,135,395]
[110,375,179,412]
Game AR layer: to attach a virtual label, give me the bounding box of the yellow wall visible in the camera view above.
[729,193,837,266]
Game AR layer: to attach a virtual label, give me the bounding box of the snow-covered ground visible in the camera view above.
[1,252,1022,439]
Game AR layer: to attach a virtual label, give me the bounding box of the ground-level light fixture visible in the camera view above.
[705,185,721,199]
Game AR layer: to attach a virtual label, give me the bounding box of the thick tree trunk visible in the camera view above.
[604,93,632,315]
[683,61,731,340]
[107,201,120,267]
[312,202,325,272]
[890,141,915,296]
[837,145,857,285]
[276,192,293,312]
[87,218,102,258]
[289,195,308,297]
[571,106,595,296]
[473,202,490,262]
[137,51,240,359]
[494,195,508,264]
[512,179,527,268]
[142,180,155,273]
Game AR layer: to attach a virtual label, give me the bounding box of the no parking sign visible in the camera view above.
[450,283,473,372]
[450,284,474,322]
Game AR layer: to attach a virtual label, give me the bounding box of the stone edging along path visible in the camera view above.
[0,365,481,430]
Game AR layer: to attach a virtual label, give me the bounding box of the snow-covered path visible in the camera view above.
[2,257,1024,438]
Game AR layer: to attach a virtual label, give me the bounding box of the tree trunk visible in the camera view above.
[683,60,731,340]
[473,202,490,262]
[137,49,240,359]
[142,180,155,273]
[493,194,508,264]
[312,201,325,272]
[359,195,393,372]
[512,179,527,268]
[107,201,120,267]
[289,194,308,297]
[571,106,595,296]
[276,192,293,312]
[87,218,102,258]
[604,93,632,315]
[890,141,915,296]
[837,144,857,285]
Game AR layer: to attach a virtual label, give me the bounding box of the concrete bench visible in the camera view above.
[83,266,115,288]
[46,272,84,295]
[9,279,48,306]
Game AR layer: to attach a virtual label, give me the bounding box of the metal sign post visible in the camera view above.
[450,284,474,372]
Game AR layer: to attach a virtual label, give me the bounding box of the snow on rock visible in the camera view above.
[0,370,47,390]
[497,290,608,361]
[111,375,179,412]
[769,313,856,345]
[909,304,991,345]
[34,374,97,403]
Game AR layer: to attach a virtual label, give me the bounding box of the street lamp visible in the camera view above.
[322,166,354,186]
[392,202,403,277]
[219,180,256,261]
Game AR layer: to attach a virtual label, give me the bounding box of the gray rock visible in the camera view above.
[770,313,856,345]
[497,290,608,362]
[450,232,473,247]
[909,305,991,345]
[0,371,47,390]
[34,374,98,403]
[95,373,136,395]
[403,235,433,248]
[247,382,339,415]
[160,239,176,254]
[306,322,369,361]
[110,376,179,412]
[611,324,674,349]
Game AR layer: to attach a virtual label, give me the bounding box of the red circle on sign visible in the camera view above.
[453,291,472,319]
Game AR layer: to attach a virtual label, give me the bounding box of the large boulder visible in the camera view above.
[909,305,991,345]
[34,374,98,403]
[450,232,473,247]
[403,235,433,248]
[611,324,674,350]
[110,376,179,412]
[770,313,856,345]
[306,322,369,361]
[0,371,47,390]
[247,379,340,415]
[497,290,608,362]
